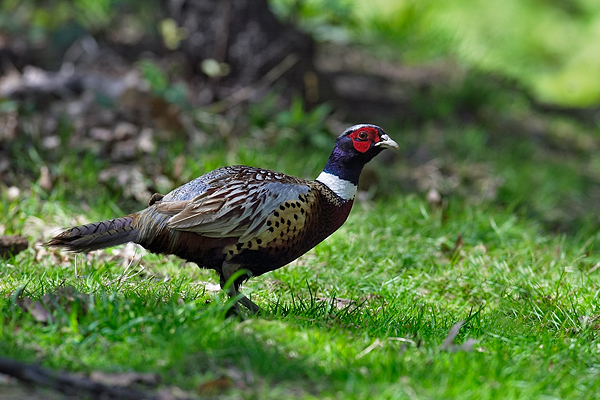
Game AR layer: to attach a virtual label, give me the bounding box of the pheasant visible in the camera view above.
[47,124,398,313]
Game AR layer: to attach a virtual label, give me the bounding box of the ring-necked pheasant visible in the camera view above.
[47,124,398,313]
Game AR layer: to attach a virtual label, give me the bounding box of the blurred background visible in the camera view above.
[2,0,600,236]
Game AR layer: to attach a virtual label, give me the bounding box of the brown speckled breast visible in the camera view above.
[222,181,354,276]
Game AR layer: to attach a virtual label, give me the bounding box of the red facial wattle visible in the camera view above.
[353,140,371,153]
[350,127,380,153]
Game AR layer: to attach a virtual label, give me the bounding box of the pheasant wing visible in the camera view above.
[157,167,310,241]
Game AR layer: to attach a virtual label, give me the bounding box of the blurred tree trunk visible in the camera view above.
[162,0,330,105]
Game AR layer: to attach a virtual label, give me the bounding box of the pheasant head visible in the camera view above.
[316,124,398,200]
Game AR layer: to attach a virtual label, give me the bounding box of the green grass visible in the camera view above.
[272,0,600,107]
[3,1,600,397]
[2,182,600,398]
[3,85,600,397]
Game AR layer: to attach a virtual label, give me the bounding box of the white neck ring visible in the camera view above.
[316,171,357,201]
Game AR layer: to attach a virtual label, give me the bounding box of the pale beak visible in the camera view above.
[375,134,399,149]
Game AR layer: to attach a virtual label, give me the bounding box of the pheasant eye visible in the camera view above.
[357,131,368,140]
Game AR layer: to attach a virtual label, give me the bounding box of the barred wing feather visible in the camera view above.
[161,178,310,242]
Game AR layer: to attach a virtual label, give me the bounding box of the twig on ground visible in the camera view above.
[0,357,173,400]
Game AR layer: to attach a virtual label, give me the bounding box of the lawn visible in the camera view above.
[2,0,600,398]
[2,113,600,398]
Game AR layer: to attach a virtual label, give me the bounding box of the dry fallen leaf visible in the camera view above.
[16,286,90,325]
[89,371,160,387]
[440,321,479,353]
[39,166,53,191]
[193,281,221,293]
[17,298,54,323]
[197,376,234,395]
[316,296,356,310]
[426,188,442,207]
[172,155,185,180]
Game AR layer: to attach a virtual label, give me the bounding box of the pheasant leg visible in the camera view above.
[220,263,260,314]
[238,294,260,314]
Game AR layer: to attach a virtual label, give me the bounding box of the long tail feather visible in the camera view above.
[46,215,139,252]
